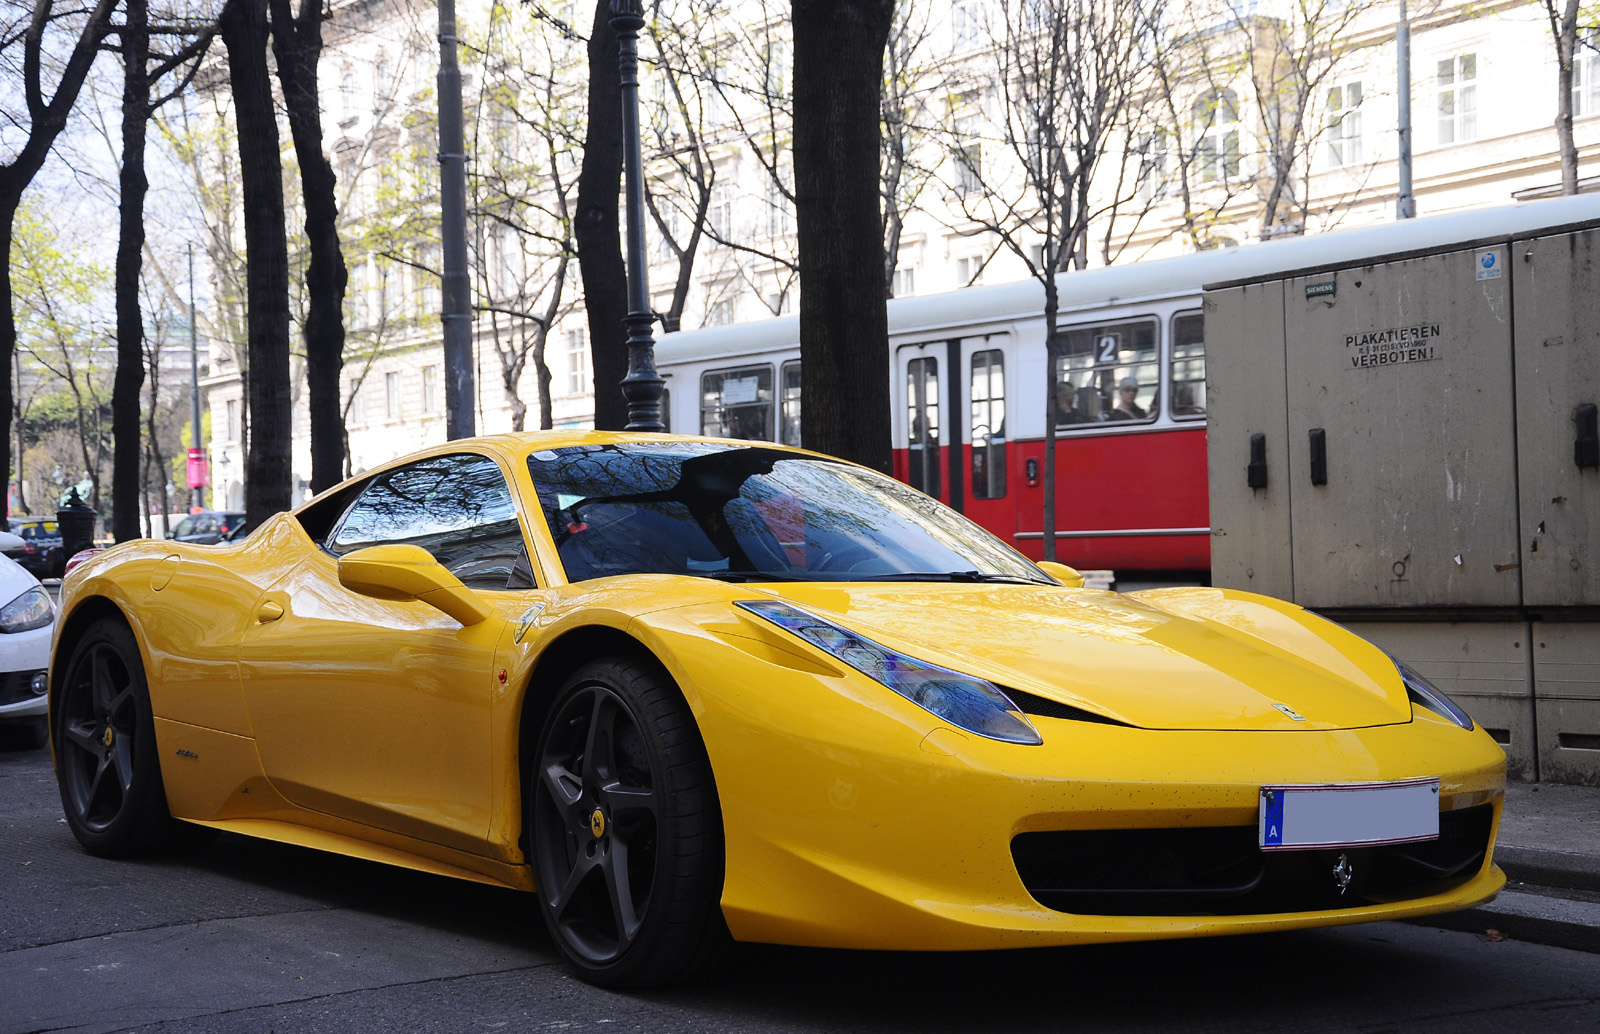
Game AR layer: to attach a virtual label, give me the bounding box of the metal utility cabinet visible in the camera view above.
[1207,207,1600,784]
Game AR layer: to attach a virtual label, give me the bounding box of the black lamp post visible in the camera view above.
[610,0,665,432]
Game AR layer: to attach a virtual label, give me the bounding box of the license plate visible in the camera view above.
[1258,778,1439,850]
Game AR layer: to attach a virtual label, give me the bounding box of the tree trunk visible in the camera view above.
[271,0,347,492]
[1549,0,1581,194]
[792,0,894,472]
[0,0,118,502]
[111,0,151,541]
[221,0,292,526]
[0,202,17,511]
[575,0,629,431]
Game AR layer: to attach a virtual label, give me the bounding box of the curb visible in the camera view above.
[1496,846,1600,894]
[1414,889,1600,955]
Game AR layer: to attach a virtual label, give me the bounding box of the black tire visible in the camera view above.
[530,656,730,988]
[0,716,48,751]
[55,618,210,856]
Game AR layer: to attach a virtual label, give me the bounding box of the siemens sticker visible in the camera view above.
[1345,323,1443,369]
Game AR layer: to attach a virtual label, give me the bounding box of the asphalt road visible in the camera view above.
[3,746,1598,1034]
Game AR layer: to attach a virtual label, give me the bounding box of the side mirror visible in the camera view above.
[337,544,491,626]
[1037,560,1086,589]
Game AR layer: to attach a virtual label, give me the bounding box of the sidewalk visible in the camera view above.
[1416,781,1600,953]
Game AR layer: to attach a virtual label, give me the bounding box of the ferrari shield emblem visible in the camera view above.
[514,603,547,644]
[590,808,606,839]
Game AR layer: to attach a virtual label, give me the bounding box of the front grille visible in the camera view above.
[0,670,46,707]
[1012,803,1493,916]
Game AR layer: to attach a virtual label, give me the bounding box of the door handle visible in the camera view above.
[1247,433,1268,489]
[257,599,285,623]
[1309,428,1328,486]
[1576,403,1598,470]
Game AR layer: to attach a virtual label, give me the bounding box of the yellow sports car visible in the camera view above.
[49,432,1505,987]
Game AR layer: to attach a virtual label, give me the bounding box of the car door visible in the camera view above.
[237,452,533,852]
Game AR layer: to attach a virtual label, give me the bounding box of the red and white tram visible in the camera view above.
[652,197,1600,587]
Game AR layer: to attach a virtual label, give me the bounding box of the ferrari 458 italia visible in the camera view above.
[49,433,1505,987]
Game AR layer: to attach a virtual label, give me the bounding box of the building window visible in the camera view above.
[1326,81,1363,167]
[709,298,735,326]
[764,177,790,238]
[891,266,916,297]
[566,329,587,396]
[951,0,979,51]
[1137,130,1170,201]
[1193,89,1240,183]
[970,349,1006,499]
[766,290,790,314]
[708,182,734,240]
[422,365,439,412]
[1437,53,1477,145]
[348,380,365,425]
[701,365,774,440]
[1574,28,1600,118]
[955,255,983,286]
[953,117,982,196]
[385,371,400,419]
[226,398,241,442]
[340,68,357,117]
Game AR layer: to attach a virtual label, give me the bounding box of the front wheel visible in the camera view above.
[530,657,729,988]
[55,618,208,856]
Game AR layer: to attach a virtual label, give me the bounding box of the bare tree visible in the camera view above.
[1231,0,1375,237]
[939,0,1142,557]
[108,0,214,540]
[881,0,947,296]
[0,0,120,494]
[468,0,580,430]
[1543,0,1598,194]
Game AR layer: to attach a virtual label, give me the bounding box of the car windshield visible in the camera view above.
[526,442,1051,584]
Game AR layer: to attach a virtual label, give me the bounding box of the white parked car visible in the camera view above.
[0,553,55,749]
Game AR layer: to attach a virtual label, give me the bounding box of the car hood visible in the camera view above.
[734,582,1411,732]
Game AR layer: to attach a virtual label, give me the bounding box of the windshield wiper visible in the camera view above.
[846,571,1049,584]
[698,569,806,582]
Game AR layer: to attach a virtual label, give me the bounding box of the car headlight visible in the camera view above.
[0,586,53,633]
[1396,659,1474,731]
[736,599,1042,745]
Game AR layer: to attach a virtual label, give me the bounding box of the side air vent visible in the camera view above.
[1002,687,1132,727]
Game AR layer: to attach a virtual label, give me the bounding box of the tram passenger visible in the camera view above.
[1109,377,1147,420]
[1055,382,1093,424]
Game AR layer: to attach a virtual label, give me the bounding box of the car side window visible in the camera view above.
[172,517,195,538]
[328,452,534,590]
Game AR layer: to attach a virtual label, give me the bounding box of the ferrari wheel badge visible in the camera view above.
[590,808,606,839]
[101,727,115,747]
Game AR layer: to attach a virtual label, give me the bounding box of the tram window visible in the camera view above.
[1171,311,1206,419]
[780,360,802,447]
[1054,318,1158,426]
[970,349,1006,499]
[702,365,774,441]
[907,356,940,497]
[661,387,671,432]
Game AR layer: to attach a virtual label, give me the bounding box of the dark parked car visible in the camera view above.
[4,518,65,579]
[167,510,246,545]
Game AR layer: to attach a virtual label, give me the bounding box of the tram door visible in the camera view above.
[899,343,947,504]
[897,336,1013,523]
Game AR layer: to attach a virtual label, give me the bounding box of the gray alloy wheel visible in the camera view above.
[530,656,729,988]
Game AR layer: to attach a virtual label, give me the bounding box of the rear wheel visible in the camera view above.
[530,657,729,987]
[55,618,209,856]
